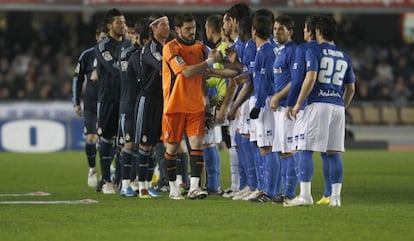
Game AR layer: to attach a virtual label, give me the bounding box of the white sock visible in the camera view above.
[176,175,183,186]
[300,182,311,198]
[190,177,200,191]
[138,181,146,191]
[146,181,152,188]
[331,183,342,197]
[169,181,179,194]
[121,179,130,189]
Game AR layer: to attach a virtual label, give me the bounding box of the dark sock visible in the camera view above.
[85,142,97,168]
[190,149,204,178]
[98,139,114,182]
[164,152,178,181]
[137,148,151,182]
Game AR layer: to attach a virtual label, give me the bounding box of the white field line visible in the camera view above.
[0,199,99,205]
[0,191,51,197]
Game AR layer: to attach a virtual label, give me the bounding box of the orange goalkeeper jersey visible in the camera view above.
[162,38,206,114]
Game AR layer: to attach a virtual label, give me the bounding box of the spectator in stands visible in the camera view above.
[391,76,412,107]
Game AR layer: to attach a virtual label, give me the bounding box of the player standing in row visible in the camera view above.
[269,15,298,202]
[118,18,142,197]
[134,13,170,198]
[72,23,108,188]
[161,13,222,200]
[284,15,355,207]
[95,8,131,194]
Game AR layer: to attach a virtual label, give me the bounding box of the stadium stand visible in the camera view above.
[400,107,414,125]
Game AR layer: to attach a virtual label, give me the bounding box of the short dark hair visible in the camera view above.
[95,22,108,35]
[305,15,321,40]
[206,14,222,34]
[134,17,150,45]
[226,3,251,22]
[104,8,123,24]
[253,8,274,24]
[174,13,195,28]
[316,15,337,41]
[252,15,272,40]
[275,15,295,30]
[238,16,253,38]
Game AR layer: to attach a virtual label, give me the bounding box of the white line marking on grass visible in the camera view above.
[0,199,99,205]
[0,191,51,197]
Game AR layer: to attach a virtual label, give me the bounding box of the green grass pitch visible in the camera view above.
[0,150,413,241]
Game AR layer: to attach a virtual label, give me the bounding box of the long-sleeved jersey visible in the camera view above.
[139,38,163,97]
[253,41,278,109]
[305,42,355,106]
[94,36,131,102]
[72,47,98,111]
[273,40,296,107]
[241,39,256,75]
[120,43,140,108]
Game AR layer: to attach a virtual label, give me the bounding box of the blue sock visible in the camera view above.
[293,152,300,179]
[280,157,287,193]
[299,151,314,182]
[321,153,332,197]
[252,144,264,190]
[328,153,343,184]
[204,146,220,191]
[235,133,247,189]
[263,152,280,197]
[241,137,257,190]
[285,156,298,199]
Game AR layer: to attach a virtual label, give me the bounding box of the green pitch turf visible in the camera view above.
[0,150,413,241]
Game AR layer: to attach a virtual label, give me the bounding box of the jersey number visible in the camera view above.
[318,57,347,86]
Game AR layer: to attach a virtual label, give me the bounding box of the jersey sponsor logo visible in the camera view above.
[121,61,128,72]
[1,120,66,152]
[175,56,185,66]
[102,51,113,61]
[74,63,80,74]
[318,89,341,98]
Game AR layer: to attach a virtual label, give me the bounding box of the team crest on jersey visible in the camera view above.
[153,51,162,61]
[121,61,128,72]
[102,51,113,61]
[260,68,266,74]
[125,133,131,142]
[97,127,102,135]
[175,56,185,66]
[119,137,124,145]
[274,67,282,74]
[75,63,80,74]
[142,135,147,143]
